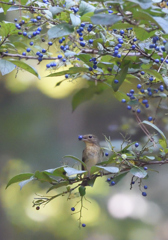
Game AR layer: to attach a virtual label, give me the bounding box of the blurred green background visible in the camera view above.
[1,7,168,240]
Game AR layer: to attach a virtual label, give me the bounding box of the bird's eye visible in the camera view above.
[89,135,92,138]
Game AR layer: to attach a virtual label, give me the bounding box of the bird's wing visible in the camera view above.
[82,149,86,171]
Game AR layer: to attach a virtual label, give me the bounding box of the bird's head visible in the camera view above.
[79,134,99,145]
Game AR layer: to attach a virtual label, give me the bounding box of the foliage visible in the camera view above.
[3,0,168,227]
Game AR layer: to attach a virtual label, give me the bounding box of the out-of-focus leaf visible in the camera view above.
[113,171,128,184]
[0,59,15,76]
[46,67,88,77]
[64,167,86,176]
[6,173,34,189]
[72,84,105,111]
[8,60,40,79]
[70,13,81,26]
[130,166,147,178]
[48,23,74,39]
[142,121,167,142]
[79,1,95,16]
[44,166,68,179]
[91,14,122,25]
[153,17,168,33]
[96,166,119,173]
[19,176,35,190]
[159,139,167,150]
[49,6,64,15]
[112,61,130,91]
[143,69,163,82]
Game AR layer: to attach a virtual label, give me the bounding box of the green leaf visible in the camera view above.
[130,166,147,178]
[159,139,167,150]
[112,61,130,92]
[34,171,53,183]
[145,156,155,161]
[6,173,34,189]
[72,84,104,111]
[78,186,86,196]
[87,176,96,187]
[79,1,95,16]
[48,23,74,40]
[91,14,122,25]
[142,120,167,142]
[64,155,87,169]
[80,12,94,22]
[46,181,69,193]
[49,6,64,15]
[64,167,86,176]
[142,69,163,82]
[0,21,18,37]
[0,1,12,14]
[8,60,40,79]
[113,171,128,184]
[46,67,88,77]
[44,166,68,179]
[70,13,81,26]
[0,59,15,76]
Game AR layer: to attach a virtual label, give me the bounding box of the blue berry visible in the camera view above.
[58,55,62,59]
[62,58,66,62]
[65,74,69,78]
[141,71,145,75]
[118,44,122,48]
[114,79,119,84]
[142,192,147,197]
[36,51,40,55]
[81,23,85,27]
[145,104,149,108]
[144,185,148,189]
[46,64,50,68]
[48,41,53,46]
[107,178,111,182]
[38,57,43,62]
[133,38,137,42]
[79,37,83,41]
[80,41,85,47]
[105,152,109,157]
[127,105,131,110]
[130,89,134,94]
[29,41,34,46]
[26,48,31,52]
[111,181,115,186]
[78,135,83,140]
[137,84,142,89]
[79,32,83,36]
[59,39,63,44]
[37,27,42,31]
[120,30,124,34]
[88,67,93,71]
[71,207,75,211]
[155,59,159,63]
[142,99,148,104]
[144,166,148,170]
[108,10,113,13]
[137,109,141,113]
[135,142,139,147]
[87,28,92,32]
[122,99,126,103]
[149,77,153,81]
[42,49,46,53]
[148,116,153,121]
[132,181,135,184]
[132,45,135,50]
[39,53,43,57]
[89,24,93,28]
[22,52,26,56]
[62,37,65,41]
[140,89,144,93]
[23,31,27,36]
[88,39,93,44]
[82,223,86,227]
[37,16,41,20]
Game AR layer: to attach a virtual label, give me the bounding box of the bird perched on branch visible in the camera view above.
[79,134,103,176]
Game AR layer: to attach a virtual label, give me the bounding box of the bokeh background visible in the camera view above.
[1,6,168,240]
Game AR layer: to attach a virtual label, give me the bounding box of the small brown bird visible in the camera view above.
[80,134,103,176]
